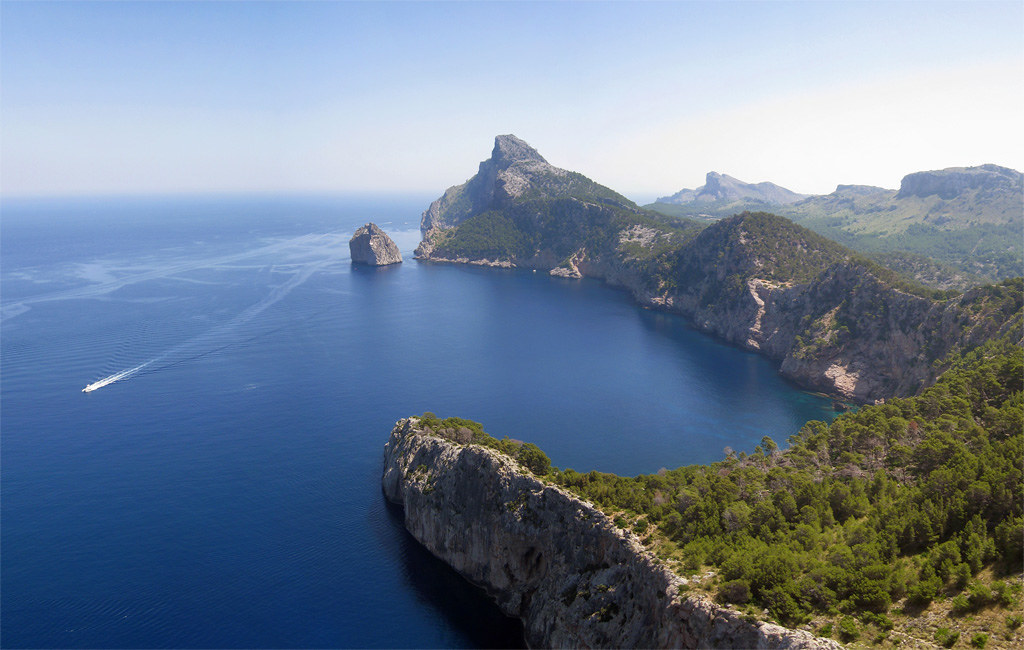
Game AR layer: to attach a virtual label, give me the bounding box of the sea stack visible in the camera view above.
[349,223,402,266]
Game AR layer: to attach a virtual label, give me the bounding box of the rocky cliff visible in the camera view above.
[382,417,842,649]
[895,164,1023,202]
[640,213,1023,401]
[349,222,402,266]
[416,134,634,257]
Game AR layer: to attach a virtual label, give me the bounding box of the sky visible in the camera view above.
[2,1,1022,202]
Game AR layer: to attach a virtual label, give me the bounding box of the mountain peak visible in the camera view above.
[417,135,631,243]
[491,134,547,167]
[657,172,806,205]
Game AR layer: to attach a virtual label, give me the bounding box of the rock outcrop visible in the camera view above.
[382,418,842,649]
[895,164,1023,201]
[349,223,402,266]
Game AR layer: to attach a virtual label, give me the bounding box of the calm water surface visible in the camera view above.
[1,195,835,648]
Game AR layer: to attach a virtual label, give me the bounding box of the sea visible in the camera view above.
[0,194,837,648]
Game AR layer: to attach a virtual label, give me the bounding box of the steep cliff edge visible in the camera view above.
[382,417,842,649]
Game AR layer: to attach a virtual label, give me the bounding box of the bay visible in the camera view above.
[1,195,835,648]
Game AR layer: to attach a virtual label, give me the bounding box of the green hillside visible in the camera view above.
[647,165,1023,284]
[548,335,1023,645]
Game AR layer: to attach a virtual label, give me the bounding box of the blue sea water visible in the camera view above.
[1,195,836,648]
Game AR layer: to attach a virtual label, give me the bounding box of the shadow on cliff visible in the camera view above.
[383,499,526,649]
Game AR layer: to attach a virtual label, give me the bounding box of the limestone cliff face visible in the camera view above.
[349,223,402,266]
[666,262,1021,401]
[382,418,841,649]
[896,164,1022,202]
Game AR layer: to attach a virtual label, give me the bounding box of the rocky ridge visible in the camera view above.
[382,417,842,649]
[349,222,402,266]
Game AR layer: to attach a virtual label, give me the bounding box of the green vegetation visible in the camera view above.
[672,211,850,285]
[433,196,702,266]
[432,210,531,260]
[792,219,1023,285]
[416,412,551,476]
[516,169,634,205]
[545,336,1022,631]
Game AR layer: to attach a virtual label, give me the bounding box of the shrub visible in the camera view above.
[935,627,959,647]
[967,581,994,609]
[908,574,942,605]
[717,579,751,605]
[971,632,989,648]
[515,442,551,476]
[838,616,859,642]
[951,593,971,614]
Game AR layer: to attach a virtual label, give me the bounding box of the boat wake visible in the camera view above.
[82,361,154,392]
[80,256,331,393]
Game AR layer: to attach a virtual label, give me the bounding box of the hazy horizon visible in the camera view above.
[2,1,1022,199]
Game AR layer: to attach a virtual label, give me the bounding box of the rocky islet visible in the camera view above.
[349,222,402,266]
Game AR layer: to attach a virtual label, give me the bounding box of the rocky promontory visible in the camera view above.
[349,223,402,266]
[382,417,842,649]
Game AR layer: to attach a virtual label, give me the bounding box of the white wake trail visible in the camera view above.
[80,258,330,393]
[82,361,155,392]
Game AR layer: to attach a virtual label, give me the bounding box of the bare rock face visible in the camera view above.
[349,223,402,266]
[418,134,551,238]
[896,164,1022,201]
[382,418,842,649]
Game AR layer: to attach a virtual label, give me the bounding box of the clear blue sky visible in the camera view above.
[2,1,1022,200]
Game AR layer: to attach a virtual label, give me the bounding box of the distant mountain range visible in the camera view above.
[648,164,1023,283]
[656,171,808,206]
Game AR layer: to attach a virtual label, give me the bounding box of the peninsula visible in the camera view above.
[383,416,841,649]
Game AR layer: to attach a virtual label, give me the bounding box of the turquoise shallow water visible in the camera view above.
[1,195,835,648]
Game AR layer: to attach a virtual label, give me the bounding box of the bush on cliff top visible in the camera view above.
[416,412,552,476]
